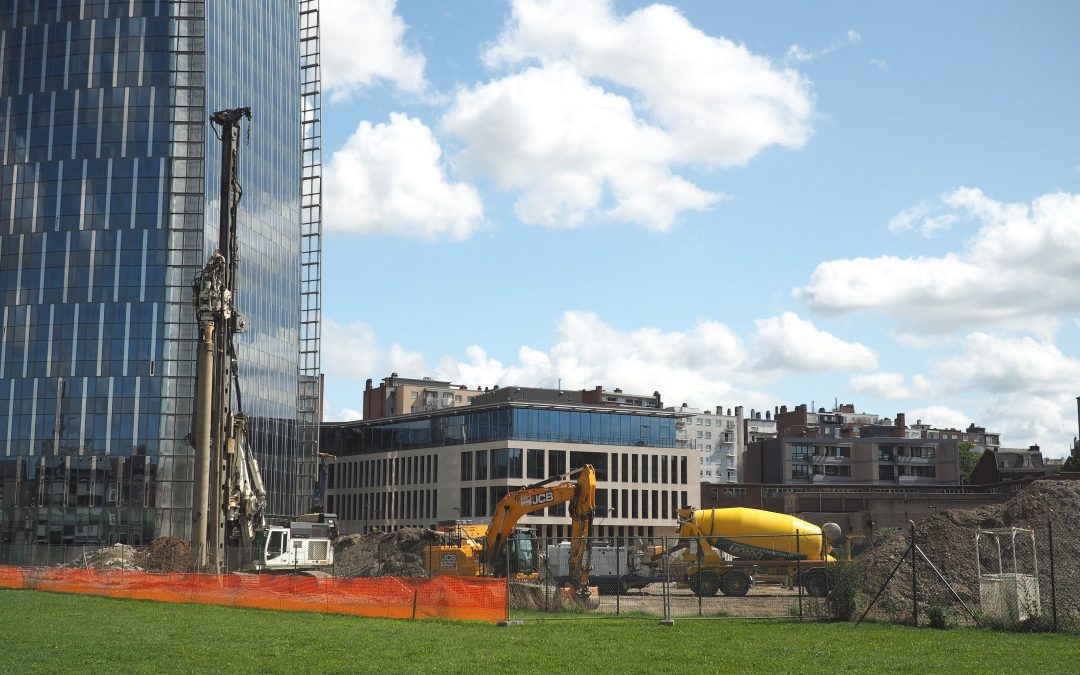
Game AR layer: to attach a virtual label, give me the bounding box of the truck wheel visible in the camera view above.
[802,570,827,597]
[720,571,751,597]
[689,571,721,597]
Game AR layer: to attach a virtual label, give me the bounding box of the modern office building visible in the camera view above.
[320,400,697,539]
[0,1,321,547]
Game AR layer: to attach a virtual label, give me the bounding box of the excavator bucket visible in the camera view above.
[560,585,601,610]
[508,582,600,611]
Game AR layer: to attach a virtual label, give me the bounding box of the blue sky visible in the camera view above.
[315,0,1080,457]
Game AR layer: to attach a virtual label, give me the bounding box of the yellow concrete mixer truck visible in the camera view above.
[660,506,842,598]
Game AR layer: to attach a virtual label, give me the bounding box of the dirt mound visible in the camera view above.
[65,543,144,571]
[333,528,445,578]
[144,537,192,573]
[859,480,1080,625]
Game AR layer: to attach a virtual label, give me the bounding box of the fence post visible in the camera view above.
[796,529,802,620]
[823,533,830,609]
[615,537,621,616]
[660,536,673,625]
[910,520,917,627]
[504,539,511,624]
[697,534,703,617]
[1048,515,1057,633]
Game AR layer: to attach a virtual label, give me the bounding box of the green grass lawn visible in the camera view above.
[3,589,1077,673]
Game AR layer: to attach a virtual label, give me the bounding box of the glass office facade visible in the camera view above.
[321,405,679,456]
[0,1,317,547]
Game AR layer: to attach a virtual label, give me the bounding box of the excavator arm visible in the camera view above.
[483,465,597,594]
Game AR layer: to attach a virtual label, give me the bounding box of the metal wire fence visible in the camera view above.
[506,533,840,623]
[2,519,1074,631]
[854,518,1074,632]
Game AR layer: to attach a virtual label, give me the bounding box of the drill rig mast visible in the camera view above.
[190,107,266,572]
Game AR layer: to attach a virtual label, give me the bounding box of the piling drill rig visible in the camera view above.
[189,107,266,572]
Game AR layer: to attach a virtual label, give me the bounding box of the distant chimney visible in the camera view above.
[766,410,771,420]
[896,413,906,431]
[716,406,722,415]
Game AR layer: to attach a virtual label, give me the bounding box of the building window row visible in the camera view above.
[457,485,689,522]
[328,489,437,524]
[459,448,688,486]
[327,453,438,490]
[791,444,850,460]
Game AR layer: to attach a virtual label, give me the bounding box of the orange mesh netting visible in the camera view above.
[0,565,505,622]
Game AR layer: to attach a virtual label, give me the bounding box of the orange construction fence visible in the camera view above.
[0,565,506,622]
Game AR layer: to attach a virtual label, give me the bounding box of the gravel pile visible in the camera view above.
[333,528,445,578]
[859,480,1080,624]
[65,543,144,571]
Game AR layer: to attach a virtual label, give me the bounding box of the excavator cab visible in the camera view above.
[494,528,540,577]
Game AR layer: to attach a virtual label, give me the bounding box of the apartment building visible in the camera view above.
[970,445,1045,485]
[363,373,482,419]
[320,399,697,539]
[744,435,960,487]
[907,421,1001,452]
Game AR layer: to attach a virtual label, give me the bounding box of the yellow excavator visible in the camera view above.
[425,465,598,602]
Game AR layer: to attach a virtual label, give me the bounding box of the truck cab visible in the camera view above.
[249,517,335,572]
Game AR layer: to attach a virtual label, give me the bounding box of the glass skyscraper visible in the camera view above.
[0,1,322,548]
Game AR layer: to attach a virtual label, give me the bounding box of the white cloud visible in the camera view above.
[935,333,1080,395]
[849,372,934,400]
[322,319,381,380]
[320,0,426,100]
[428,311,768,408]
[887,199,959,237]
[797,188,1080,331]
[442,64,718,230]
[441,0,812,230]
[387,344,428,376]
[322,318,429,382]
[980,393,1077,456]
[751,312,878,372]
[786,29,861,63]
[869,59,889,72]
[323,114,483,240]
[905,405,970,431]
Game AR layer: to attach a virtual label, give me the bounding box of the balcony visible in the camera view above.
[811,474,850,484]
[898,474,937,484]
[896,454,935,463]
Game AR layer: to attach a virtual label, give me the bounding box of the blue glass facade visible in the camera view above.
[0,0,317,547]
[321,405,678,456]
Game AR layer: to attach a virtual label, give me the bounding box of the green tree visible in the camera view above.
[958,441,980,485]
